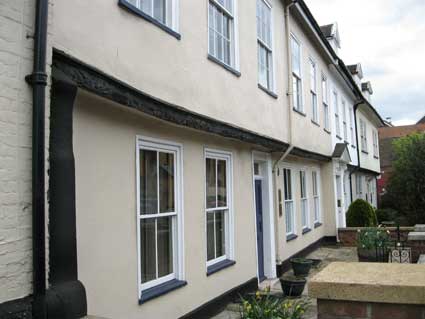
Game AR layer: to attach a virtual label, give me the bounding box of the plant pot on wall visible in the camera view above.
[279,276,306,297]
[290,258,313,276]
[357,247,388,262]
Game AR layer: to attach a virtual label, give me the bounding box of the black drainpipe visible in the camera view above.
[349,101,362,202]
[25,0,49,318]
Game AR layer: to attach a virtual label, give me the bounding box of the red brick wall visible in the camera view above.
[318,299,425,319]
[338,227,413,247]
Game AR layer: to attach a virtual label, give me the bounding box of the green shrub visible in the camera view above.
[346,199,377,227]
[357,227,390,249]
[376,208,398,224]
[239,288,308,319]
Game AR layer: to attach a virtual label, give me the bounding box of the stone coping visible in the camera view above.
[338,226,414,232]
[309,262,425,305]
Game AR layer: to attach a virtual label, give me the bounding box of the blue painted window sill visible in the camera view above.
[293,108,307,117]
[207,259,236,276]
[258,84,278,99]
[118,0,181,40]
[286,234,298,242]
[207,55,241,77]
[314,222,322,229]
[139,279,187,304]
[324,128,331,134]
[302,227,312,235]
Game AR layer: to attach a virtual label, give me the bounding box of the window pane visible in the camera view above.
[217,160,227,207]
[208,4,215,56]
[153,0,166,24]
[291,38,300,75]
[215,11,223,61]
[215,210,225,258]
[140,150,158,215]
[157,216,173,278]
[140,0,152,15]
[285,202,293,233]
[140,218,156,283]
[159,152,175,213]
[292,76,298,109]
[207,213,215,261]
[258,45,267,87]
[206,158,217,209]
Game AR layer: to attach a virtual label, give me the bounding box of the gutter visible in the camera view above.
[25,0,49,317]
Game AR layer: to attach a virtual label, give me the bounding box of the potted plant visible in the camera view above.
[290,258,313,276]
[240,289,308,318]
[279,275,307,297]
[357,227,390,262]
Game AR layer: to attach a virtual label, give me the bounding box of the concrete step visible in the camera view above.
[414,224,425,232]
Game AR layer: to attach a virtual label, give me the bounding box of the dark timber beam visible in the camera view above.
[52,50,290,153]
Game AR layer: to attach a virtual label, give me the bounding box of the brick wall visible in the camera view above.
[317,299,425,319]
[0,0,35,303]
[338,227,413,247]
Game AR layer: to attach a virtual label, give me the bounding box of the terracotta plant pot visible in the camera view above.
[279,276,306,297]
[290,258,313,276]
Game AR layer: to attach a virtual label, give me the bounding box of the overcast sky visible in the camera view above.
[306,0,425,126]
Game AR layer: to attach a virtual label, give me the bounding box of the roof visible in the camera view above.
[347,63,364,79]
[361,81,373,95]
[417,115,425,124]
[320,24,334,38]
[332,143,351,163]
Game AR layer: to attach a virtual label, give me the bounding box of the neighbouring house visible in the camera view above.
[0,0,384,318]
[377,117,425,204]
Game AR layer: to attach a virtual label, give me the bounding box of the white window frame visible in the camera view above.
[300,170,309,230]
[312,170,321,224]
[256,0,275,92]
[310,58,318,123]
[208,0,239,70]
[373,130,379,157]
[356,174,363,197]
[349,106,355,146]
[136,136,185,295]
[291,34,303,113]
[342,100,348,142]
[333,91,341,137]
[322,74,330,130]
[360,119,368,152]
[205,148,234,268]
[127,0,179,31]
[283,167,296,235]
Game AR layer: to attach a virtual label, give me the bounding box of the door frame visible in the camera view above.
[252,151,277,280]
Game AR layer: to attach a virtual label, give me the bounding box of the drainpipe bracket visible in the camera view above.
[25,72,48,86]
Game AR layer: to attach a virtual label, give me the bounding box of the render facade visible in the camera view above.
[0,0,384,318]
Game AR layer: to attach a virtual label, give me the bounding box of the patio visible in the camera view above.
[212,245,358,319]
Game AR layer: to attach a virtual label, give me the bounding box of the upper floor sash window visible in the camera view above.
[342,100,348,142]
[291,35,303,112]
[127,0,175,29]
[333,91,341,137]
[310,59,318,123]
[349,107,355,146]
[372,130,379,157]
[322,74,330,130]
[360,119,368,152]
[257,0,274,91]
[208,0,236,68]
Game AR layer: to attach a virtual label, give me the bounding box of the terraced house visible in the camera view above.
[0,0,384,318]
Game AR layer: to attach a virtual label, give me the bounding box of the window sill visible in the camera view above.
[351,145,356,149]
[311,119,320,127]
[336,135,342,140]
[139,279,187,304]
[207,259,236,276]
[258,84,278,99]
[207,55,241,77]
[286,234,298,242]
[302,227,312,235]
[314,222,322,229]
[374,155,379,159]
[118,0,181,40]
[293,108,306,117]
[324,128,331,134]
[362,150,369,155]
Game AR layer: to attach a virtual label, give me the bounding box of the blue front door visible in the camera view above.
[255,179,265,282]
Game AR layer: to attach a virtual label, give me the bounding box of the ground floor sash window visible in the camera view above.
[137,137,183,294]
[205,149,233,267]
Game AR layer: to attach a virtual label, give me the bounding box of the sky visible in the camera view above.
[305,0,425,126]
